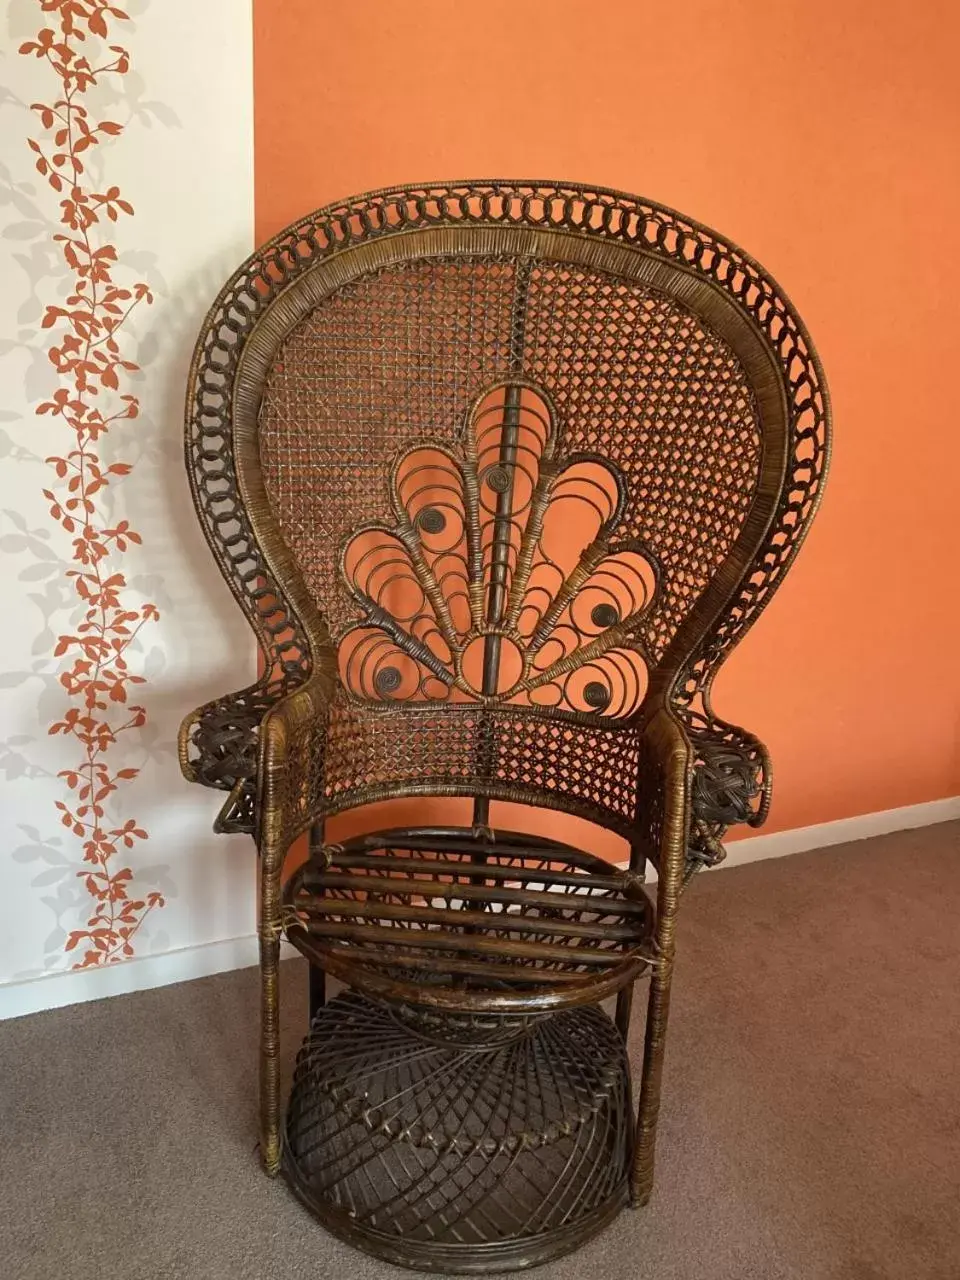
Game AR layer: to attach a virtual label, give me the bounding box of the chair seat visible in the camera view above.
[283,827,655,1015]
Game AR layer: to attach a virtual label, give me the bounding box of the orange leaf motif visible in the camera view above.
[20,0,164,970]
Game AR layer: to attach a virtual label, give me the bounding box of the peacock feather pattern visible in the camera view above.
[338,383,659,718]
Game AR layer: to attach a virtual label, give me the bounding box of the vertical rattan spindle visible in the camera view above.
[306,820,326,1020]
[472,258,531,833]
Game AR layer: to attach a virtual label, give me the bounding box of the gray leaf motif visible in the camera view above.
[2,509,28,532]
[136,329,161,368]
[31,867,72,888]
[0,183,46,220]
[123,70,146,101]
[135,865,179,900]
[127,573,174,610]
[0,735,52,781]
[0,531,56,559]
[44,927,67,955]
[18,561,59,582]
[6,0,44,38]
[27,579,76,636]
[0,429,38,461]
[17,295,42,324]
[31,627,55,656]
[0,753,29,779]
[136,724,176,760]
[2,221,46,240]
[123,250,166,292]
[140,101,182,129]
[41,880,83,913]
[11,241,71,309]
[142,645,167,681]
[12,835,68,867]
[24,347,55,401]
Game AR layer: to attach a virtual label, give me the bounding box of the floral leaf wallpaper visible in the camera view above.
[1,0,255,1007]
[17,0,166,967]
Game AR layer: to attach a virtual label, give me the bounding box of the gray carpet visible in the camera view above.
[2,822,959,1280]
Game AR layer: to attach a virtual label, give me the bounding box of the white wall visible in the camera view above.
[0,0,255,1014]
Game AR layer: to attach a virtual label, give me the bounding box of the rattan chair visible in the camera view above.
[179,181,830,1273]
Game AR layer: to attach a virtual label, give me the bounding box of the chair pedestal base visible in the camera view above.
[282,991,633,1274]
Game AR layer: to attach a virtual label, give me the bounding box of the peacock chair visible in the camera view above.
[179,180,830,1274]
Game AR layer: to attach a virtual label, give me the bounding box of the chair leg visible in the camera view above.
[615,982,634,1040]
[259,926,282,1176]
[258,814,289,1176]
[306,821,326,1025]
[630,956,674,1207]
[308,963,326,1021]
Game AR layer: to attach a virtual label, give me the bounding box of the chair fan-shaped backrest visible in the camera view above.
[186,182,829,835]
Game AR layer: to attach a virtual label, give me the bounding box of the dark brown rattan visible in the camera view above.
[283,993,632,1274]
[283,827,655,1015]
[178,180,830,1270]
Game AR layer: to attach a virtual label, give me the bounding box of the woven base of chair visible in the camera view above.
[282,992,633,1274]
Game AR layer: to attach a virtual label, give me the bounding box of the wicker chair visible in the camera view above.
[179,181,830,1273]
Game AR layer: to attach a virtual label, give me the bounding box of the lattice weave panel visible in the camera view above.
[257,256,761,813]
[259,257,760,658]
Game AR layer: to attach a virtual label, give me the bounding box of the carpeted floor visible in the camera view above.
[1,821,958,1280]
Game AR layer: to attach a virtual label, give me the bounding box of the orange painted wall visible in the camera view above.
[253,0,960,841]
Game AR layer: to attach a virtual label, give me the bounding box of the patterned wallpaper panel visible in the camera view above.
[0,0,255,990]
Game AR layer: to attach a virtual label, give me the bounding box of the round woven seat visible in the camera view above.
[282,827,655,1015]
[283,991,632,1273]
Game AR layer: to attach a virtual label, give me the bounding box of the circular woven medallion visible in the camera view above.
[590,602,620,628]
[373,665,402,695]
[484,465,511,494]
[583,680,612,709]
[417,506,447,534]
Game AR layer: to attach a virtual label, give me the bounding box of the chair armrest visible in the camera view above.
[178,670,331,836]
[679,706,771,882]
[633,705,692,887]
[257,669,335,860]
[179,679,285,788]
